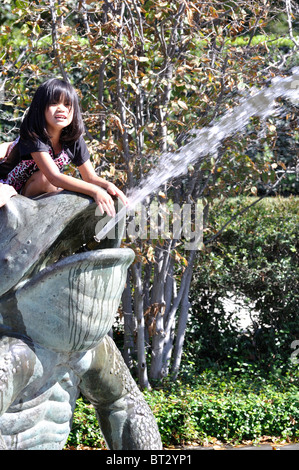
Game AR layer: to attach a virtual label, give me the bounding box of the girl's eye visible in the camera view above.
[49,101,72,108]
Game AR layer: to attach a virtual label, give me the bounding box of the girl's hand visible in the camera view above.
[105,182,129,207]
[0,184,17,208]
[78,161,129,209]
[92,186,117,217]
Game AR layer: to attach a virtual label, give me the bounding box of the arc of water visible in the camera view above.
[95,70,299,243]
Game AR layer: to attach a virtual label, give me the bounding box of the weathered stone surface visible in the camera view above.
[0,192,162,450]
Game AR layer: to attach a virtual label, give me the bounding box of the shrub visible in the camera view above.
[188,196,299,371]
[66,398,106,450]
[66,366,299,449]
[143,369,299,446]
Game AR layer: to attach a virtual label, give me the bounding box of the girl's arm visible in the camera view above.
[78,160,129,207]
[31,151,117,217]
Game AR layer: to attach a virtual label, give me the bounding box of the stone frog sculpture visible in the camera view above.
[0,191,162,450]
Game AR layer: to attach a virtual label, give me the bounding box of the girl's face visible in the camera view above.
[45,98,74,135]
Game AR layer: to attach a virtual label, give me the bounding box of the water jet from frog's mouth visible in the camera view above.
[94,71,299,242]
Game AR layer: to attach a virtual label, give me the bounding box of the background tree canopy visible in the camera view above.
[0,0,298,387]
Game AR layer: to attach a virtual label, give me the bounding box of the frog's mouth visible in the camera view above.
[0,191,134,352]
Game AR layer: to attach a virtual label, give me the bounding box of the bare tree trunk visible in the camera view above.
[121,272,136,370]
[155,2,185,152]
[116,1,134,188]
[161,250,177,375]
[131,263,151,389]
[149,244,168,380]
[170,251,196,380]
[98,59,107,142]
[157,61,173,153]
[285,0,299,47]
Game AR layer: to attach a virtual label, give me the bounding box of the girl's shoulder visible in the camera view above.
[64,135,90,166]
[19,137,50,157]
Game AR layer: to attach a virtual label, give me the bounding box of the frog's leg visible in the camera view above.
[0,335,36,449]
[79,335,162,450]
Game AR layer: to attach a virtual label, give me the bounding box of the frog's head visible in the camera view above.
[0,192,134,352]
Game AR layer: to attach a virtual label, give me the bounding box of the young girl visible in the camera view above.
[0,78,128,216]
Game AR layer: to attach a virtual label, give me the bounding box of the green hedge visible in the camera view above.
[66,368,299,449]
[143,376,299,446]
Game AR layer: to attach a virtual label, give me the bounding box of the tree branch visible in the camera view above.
[49,0,69,82]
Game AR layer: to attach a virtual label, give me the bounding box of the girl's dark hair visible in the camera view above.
[20,78,85,144]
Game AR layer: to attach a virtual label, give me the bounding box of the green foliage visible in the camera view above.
[143,368,299,446]
[66,365,299,449]
[65,196,298,448]
[187,196,299,371]
[66,398,106,450]
[1,1,298,195]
